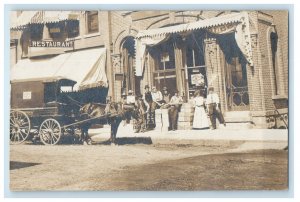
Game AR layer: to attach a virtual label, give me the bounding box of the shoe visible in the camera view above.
[224,123,226,127]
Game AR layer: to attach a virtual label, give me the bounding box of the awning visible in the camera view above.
[135,11,253,76]
[10,11,41,30]
[10,11,80,30]
[11,48,108,90]
[136,12,244,38]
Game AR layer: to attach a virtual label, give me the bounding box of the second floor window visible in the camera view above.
[86,11,99,34]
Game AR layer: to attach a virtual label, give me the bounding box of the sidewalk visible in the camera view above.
[89,123,288,149]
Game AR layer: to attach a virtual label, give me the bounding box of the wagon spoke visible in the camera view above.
[52,134,58,142]
[18,131,25,141]
[10,111,30,144]
[10,118,16,125]
[10,132,16,141]
[39,119,61,145]
[19,120,29,127]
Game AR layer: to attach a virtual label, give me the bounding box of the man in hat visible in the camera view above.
[143,84,152,109]
[151,86,164,110]
[206,86,226,129]
[126,90,136,105]
[168,90,183,131]
[135,94,149,132]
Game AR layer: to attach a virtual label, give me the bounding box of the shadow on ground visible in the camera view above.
[10,161,41,170]
[95,137,153,145]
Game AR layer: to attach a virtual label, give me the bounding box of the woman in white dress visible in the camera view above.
[192,90,209,129]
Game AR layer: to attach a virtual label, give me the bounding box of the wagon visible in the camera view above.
[10,76,109,145]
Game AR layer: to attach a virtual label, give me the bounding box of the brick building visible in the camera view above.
[10,10,288,129]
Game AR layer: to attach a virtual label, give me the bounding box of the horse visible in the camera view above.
[78,101,142,145]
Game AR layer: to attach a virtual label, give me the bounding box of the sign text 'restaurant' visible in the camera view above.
[30,41,73,48]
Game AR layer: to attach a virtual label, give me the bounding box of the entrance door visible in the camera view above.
[122,37,139,95]
[225,56,250,111]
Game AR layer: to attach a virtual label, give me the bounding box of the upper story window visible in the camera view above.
[86,11,99,34]
[151,40,175,71]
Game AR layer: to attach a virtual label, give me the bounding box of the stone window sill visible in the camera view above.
[83,32,101,39]
[272,95,288,100]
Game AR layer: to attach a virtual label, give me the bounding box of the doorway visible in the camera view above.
[219,34,250,111]
[121,36,140,95]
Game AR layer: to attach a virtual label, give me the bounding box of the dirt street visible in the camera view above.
[9,141,288,191]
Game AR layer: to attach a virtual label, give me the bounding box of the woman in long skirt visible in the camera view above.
[192,90,209,129]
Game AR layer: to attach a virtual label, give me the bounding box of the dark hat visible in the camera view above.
[144,85,150,89]
[163,86,168,90]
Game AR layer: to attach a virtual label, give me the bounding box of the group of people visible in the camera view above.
[121,85,226,132]
[122,85,183,131]
[192,87,226,130]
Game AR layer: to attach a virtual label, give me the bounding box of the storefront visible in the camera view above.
[135,12,253,109]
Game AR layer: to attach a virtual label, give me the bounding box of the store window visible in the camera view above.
[86,11,99,34]
[185,32,207,97]
[150,39,177,92]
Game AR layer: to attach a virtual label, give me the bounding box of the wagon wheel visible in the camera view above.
[39,119,61,145]
[10,110,31,144]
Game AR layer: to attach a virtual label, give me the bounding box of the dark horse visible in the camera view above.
[78,101,142,144]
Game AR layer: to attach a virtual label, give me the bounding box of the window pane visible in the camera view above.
[194,47,205,66]
[87,11,99,33]
[186,47,194,67]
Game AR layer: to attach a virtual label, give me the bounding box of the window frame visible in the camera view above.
[86,11,99,34]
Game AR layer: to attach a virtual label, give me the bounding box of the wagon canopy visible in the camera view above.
[11,48,108,90]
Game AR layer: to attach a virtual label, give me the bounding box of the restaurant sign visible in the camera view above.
[30,40,74,48]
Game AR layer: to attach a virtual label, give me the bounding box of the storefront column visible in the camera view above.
[247,34,265,112]
[174,40,185,97]
[204,38,225,109]
[102,11,114,100]
[111,53,122,102]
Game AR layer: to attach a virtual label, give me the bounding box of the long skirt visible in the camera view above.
[193,106,209,129]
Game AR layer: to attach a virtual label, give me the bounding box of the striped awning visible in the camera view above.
[11,48,108,90]
[10,11,42,30]
[135,11,254,76]
[10,11,80,30]
[136,12,244,39]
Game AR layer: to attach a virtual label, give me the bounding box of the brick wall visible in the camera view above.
[264,11,289,95]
